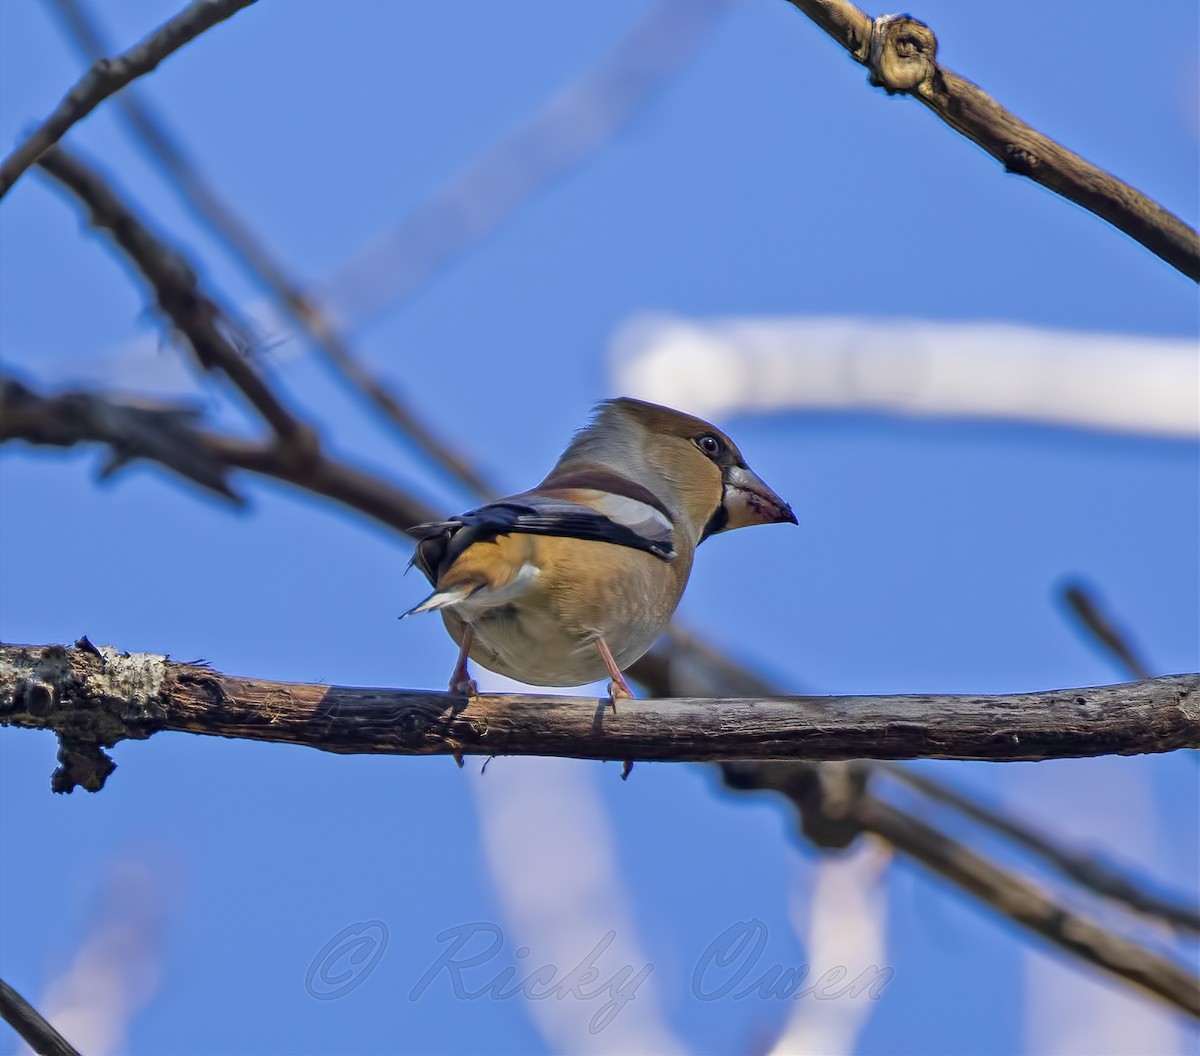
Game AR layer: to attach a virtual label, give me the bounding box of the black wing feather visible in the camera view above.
[409,500,675,584]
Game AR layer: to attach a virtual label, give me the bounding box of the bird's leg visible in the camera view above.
[449,627,478,697]
[448,629,478,769]
[594,638,635,779]
[594,638,633,714]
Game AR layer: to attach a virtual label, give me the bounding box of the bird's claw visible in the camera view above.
[606,678,633,715]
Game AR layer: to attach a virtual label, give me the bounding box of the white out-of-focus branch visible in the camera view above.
[469,677,684,1055]
[23,858,168,1056]
[611,314,1198,438]
[769,842,892,1056]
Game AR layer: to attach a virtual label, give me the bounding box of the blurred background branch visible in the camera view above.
[1062,581,1153,682]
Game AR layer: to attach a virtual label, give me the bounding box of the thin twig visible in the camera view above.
[782,0,1200,280]
[1062,581,1153,680]
[0,0,256,199]
[853,795,1200,1017]
[875,762,1200,934]
[36,146,316,454]
[0,977,80,1056]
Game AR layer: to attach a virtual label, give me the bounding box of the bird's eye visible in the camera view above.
[696,434,722,458]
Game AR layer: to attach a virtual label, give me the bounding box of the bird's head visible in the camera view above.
[553,397,796,545]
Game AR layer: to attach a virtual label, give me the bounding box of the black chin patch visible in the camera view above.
[700,504,728,543]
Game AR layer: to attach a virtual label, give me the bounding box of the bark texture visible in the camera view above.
[2,641,1196,792]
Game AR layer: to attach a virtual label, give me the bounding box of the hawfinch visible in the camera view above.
[404,397,795,701]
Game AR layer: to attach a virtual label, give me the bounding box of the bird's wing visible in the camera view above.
[408,493,676,585]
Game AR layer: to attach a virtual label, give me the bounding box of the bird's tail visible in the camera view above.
[399,584,477,618]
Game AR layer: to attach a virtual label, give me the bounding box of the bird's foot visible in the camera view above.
[620,759,634,781]
[449,676,478,697]
[606,676,633,714]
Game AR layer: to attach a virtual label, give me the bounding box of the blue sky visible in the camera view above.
[1,2,1197,1053]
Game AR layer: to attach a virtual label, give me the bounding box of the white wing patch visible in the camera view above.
[581,491,674,542]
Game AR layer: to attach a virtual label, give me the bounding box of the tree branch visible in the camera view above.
[0,376,441,530]
[782,1,1200,280]
[0,0,256,199]
[851,794,1200,1017]
[875,762,1200,935]
[1062,581,1153,681]
[36,146,316,453]
[0,977,80,1056]
[1,642,1196,792]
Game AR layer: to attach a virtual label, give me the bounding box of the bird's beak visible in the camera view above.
[705,464,797,538]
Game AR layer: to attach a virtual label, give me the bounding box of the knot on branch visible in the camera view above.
[794,761,870,849]
[0,638,168,793]
[53,736,116,793]
[1004,143,1042,176]
[867,15,938,95]
[722,761,870,850]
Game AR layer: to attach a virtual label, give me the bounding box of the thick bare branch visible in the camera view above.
[36,146,316,453]
[783,1,1200,280]
[1,642,1196,787]
[0,0,256,199]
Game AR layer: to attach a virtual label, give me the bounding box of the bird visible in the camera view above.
[402,397,796,704]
